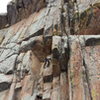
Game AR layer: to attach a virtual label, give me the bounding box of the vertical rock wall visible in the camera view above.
[0,0,100,100]
[0,33,100,100]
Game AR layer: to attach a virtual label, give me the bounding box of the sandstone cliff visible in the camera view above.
[0,0,100,100]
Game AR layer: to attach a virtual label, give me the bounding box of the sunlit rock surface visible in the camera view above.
[0,0,100,100]
[0,0,100,32]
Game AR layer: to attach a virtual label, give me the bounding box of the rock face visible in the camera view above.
[0,0,100,32]
[0,14,8,29]
[7,0,46,25]
[0,0,100,100]
[0,0,47,29]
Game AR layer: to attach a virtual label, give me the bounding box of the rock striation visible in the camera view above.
[0,0,47,29]
[0,0,100,33]
[0,0,100,100]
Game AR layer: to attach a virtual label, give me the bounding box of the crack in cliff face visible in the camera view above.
[85,38,100,46]
[82,58,93,100]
